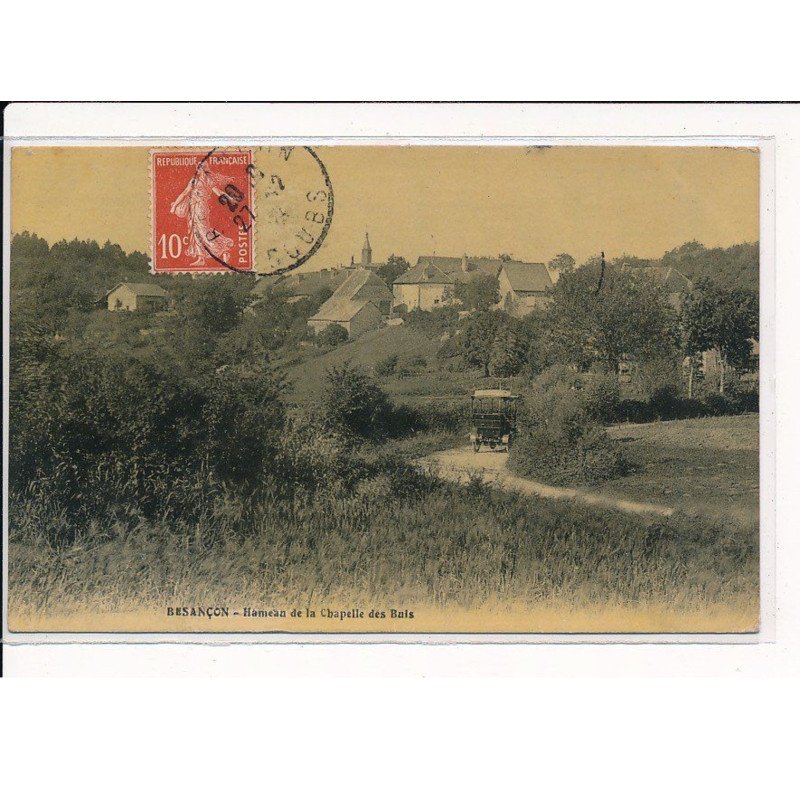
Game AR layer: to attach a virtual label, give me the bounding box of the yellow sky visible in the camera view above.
[11,145,759,269]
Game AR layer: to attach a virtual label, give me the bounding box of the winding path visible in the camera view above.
[418,445,675,518]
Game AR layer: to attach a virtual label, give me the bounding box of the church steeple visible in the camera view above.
[361,232,372,266]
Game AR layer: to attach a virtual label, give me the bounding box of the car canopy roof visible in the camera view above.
[472,389,518,399]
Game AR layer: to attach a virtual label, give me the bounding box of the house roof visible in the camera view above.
[333,268,392,300]
[309,296,379,323]
[256,269,350,298]
[620,265,692,293]
[500,262,551,293]
[107,282,168,298]
[393,262,455,285]
[395,256,546,287]
[416,255,505,276]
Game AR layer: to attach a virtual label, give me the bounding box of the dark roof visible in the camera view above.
[309,297,380,323]
[500,262,551,293]
[253,269,350,298]
[393,262,454,285]
[415,255,505,276]
[107,282,168,298]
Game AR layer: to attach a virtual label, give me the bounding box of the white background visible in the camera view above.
[1,103,788,667]
[2,4,800,797]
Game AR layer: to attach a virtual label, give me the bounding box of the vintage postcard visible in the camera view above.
[3,127,765,636]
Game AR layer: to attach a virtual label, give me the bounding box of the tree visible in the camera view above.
[660,240,759,292]
[455,273,500,311]
[376,254,410,286]
[180,277,248,337]
[10,231,50,261]
[547,253,575,273]
[545,260,679,373]
[681,278,758,394]
[679,283,715,398]
[490,323,527,377]
[461,310,507,377]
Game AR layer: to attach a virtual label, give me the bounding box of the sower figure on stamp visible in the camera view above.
[170,166,237,267]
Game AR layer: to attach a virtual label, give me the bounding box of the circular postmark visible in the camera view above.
[245,145,334,276]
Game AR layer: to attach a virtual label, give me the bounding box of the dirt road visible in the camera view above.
[418,445,675,517]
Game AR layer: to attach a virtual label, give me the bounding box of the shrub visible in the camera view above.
[702,393,733,416]
[316,323,349,348]
[375,353,399,376]
[580,372,620,423]
[280,414,367,493]
[318,362,393,441]
[408,354,428,368]
[446,358,465,372]
[508,375,628,485]
[404,307,459,335]
[630,357,683,402]
[9,340,287,524]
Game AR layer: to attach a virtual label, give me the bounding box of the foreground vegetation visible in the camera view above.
[10,473,758,628]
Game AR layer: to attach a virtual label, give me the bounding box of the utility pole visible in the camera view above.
[596,251,606,295]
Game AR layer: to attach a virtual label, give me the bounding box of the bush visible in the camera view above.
[386,400,466,437]
[280,414,367,493]
[9,340,287,524]
[446,358,466,372]
[580,372,620,423]
[630,357,683,402]
[318,362,393,441]
[375,353,399,376]
[316,323,349,348]
[508,374,628,485]
[403,307,459,335]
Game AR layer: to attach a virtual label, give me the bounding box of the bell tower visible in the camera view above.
[361,232,372,266]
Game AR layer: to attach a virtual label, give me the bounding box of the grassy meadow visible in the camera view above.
[604,414,759,524]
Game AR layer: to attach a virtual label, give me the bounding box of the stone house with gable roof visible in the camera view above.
[106,282,169,312]
[308,268,392,339]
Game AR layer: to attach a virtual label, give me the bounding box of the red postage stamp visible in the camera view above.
[151,149,255,272]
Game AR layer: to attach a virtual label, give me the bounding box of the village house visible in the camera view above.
[308,268,392,339]
[332,268,393,314]
[106,283,169,312]
[393,255,551,313]
[308,296,383,339]
[392,255,499,311]
[497,261,554,317]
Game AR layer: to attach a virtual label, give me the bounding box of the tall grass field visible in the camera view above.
[9,467,758,633]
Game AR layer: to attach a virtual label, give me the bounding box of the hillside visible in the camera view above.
[281,324,448,402]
